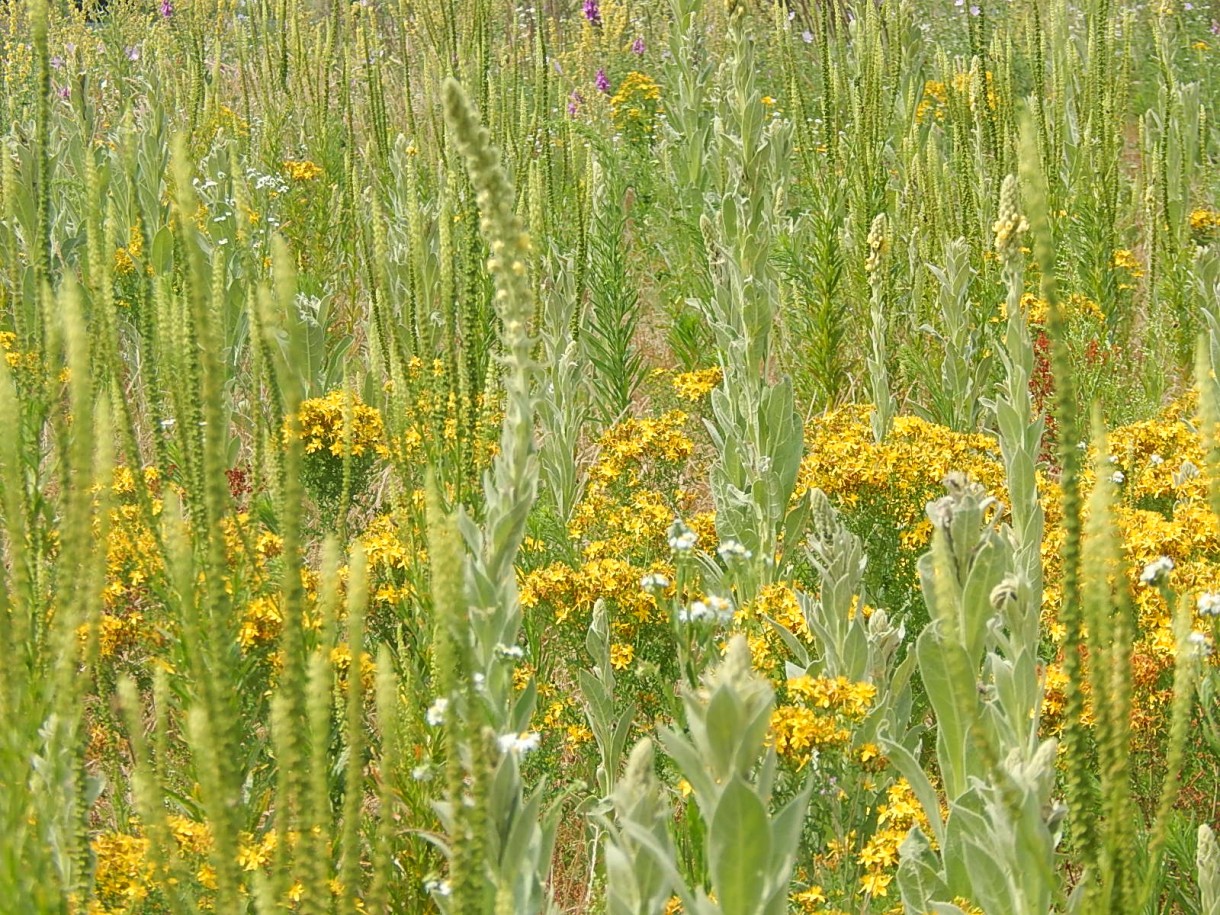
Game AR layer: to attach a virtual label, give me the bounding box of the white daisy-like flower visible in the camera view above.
[640,573,671,590]
[425,697,449,726]
[497,731,542,754]
[1198,592,1220,617]
[717,540,753,563]
[1140,556,1174,586]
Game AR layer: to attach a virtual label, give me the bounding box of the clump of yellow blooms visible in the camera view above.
[1189,207,1220,239]
[770,674,876,765]
[1040,394,1220,741]
[0,330,41,375]
[610,71,662,143]
[1112,247,1144,279]
[290,389,388,459]
[284,159,324,181]
[855,779,932,898]
[1001,291,1106,328]
[672,366,722,401]
[91,831,154,910]
[797,405,1004,551]
[916,69,996,123]
[113,222,143,276]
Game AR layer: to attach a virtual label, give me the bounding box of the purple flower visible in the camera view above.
[801,29,813,43]
[595,67,611,94]
[970,4,980,13]
[125,45,140,61]
[1212,19,1220,36]
[631,36,645,54]
[583,0,601,26]
[50,55,64,69]
[567,89,584,116]
[160,0,173,17]
[57,86,70,100]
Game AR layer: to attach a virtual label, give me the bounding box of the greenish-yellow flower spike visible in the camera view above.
[993,175,1028,261]
[441,79,534,350]
[865,213,889,277]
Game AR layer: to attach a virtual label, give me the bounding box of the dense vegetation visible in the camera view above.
[1,0,1220,911]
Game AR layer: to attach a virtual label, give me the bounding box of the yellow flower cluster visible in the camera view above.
[1040,395,1220,741]
[796,405,1004,551]
[113,222,143,276]
[283,159,324,181]
[1112,247,1144,279]
[855,779,932,898]
[770,675,876,765]
[290,389,388,459]
[733,583,810,672]
[0,330,40,374]
[96,466,165,657]
[610,70,662,142]
[916,69,996,123]
[1001,291,1106,328]
[91,831,154,909]
[672,366,722,401]
[1189,207,1220,238]
[570,410,696,548]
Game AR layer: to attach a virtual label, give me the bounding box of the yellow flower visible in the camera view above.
[672,366,723,401]
[283,159,324,181]
[610,642,635,670]
[859,870,893,897]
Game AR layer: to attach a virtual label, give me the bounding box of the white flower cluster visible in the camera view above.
[1140,556,1174,586]
[497,731,542,754]
[678,595,734,625]
[667,519,697,553]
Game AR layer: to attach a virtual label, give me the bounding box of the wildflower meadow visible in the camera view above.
[2,0,1220,912]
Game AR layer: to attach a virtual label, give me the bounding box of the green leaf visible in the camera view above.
[917,627,979,799]
[710,776,770,915]
[150,225,174,274]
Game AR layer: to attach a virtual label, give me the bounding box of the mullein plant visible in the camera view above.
[696,2,806,598]
[987,174,1044,617]
[424,78,561,914]
[536,248,588,525]
[618,635,812,915]
[888,474,1063,915]
[784,489,915,748]
[866,212,897,443]
[914,237,994,433]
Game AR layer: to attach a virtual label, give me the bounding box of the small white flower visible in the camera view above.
[1187,631,1213,658]
[667,519,698,553]
[1199,592,1220,617]
[706,594,734,623]
[411,764,433,782]
[1140,556,1174,586]
[640,573,671,590]
[1110,470,1125,484]
[494,643,525,660]
[497,731,541,754]
[425,697,448,726]
[424,879,452,897]
[717,540,753,563]
[1150,454,1165,466]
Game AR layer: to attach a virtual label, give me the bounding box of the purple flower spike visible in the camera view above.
[567,89,584,116]
[160,0,173,17]
[583,0,601,26]
[595,67,611,94]
[631,36,645,54]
